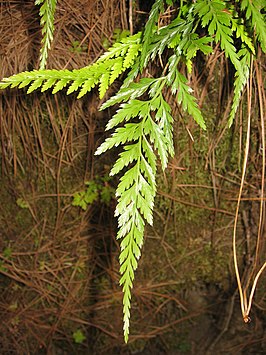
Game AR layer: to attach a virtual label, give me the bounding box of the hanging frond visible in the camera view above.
[95,91,174,341]
[35,0,57,69]
[231,17,255,55]
[194,0,243,76]
[140,0,165,69]
[240,0,266,53]
[228,47,251,127]
[166,54,206,130]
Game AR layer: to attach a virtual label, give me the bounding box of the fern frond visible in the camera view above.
[167,58,206,130]
[120,58,141,89]
[95,93,174,342]
[155,95,175,157]
[0,33,142,100]
[0,69,74,90]
[35,0,57,69]
[140,0,165,69]
[194,0,243,76]
[142,14,195,67]
[239,0,266,53]
[231,17,255,54]
[228,47,251,127]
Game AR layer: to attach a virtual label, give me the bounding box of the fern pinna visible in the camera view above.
[1,0,265,342]
[35,0,57,69]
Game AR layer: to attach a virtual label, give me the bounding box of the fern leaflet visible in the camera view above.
[35,0,57,69]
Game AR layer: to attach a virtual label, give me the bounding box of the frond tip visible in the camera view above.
[96,92,174,341]
[35,0,58,69]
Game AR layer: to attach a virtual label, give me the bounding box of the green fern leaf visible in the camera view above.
[98,32,141,62]
[66,78,85,95]
[41,78,57,92]
[116,165,139,198]
[110,143,139,176]
[144,17,189,64]
[167,65,206,130]
[35,0,57,69]
[240,0,266,52]
[155,96,174,156]
[18,79,33,89]
[99,71,111,99]
[96,93,174,342]
[142,137,157,176]
[0,69,74,92]
[194,0,243,76]
[146,117,169,170]
[52,78,70,94]
[110,58,123,84]
[228,47,251,127]
[105,101,141,131]
[140,0,165,69]
[27,78,43,94]
[231,17,255,54]
[101,78,157,111]
[95,123,143,156]
[123,43,142,69]
[77,77,97,99]
[120,58,140,89]
[183,34,213,59]
[0,33,142,99]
